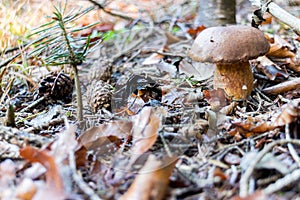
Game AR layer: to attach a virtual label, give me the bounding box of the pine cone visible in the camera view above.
[87,80,113,113]
[88,56,113,83]
[38,72,73,103]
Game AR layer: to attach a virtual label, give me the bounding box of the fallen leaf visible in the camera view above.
[179,59,215,81]
[187,25,206,38]
[20,147,63,192]
[285,57,300,73]
[29,105,62,127]
[256,56,289,80]
[229,120,274,137]
[18,126,78,200]
[162,86,190,104]
[165,32,181,45]
[78,120,132,154]
[267,34,296,58]
[127,95,146,114]
[273,98,300,127]
[204,88,229,111]
[142,53,163,65]
[229,99,300,137]
[213,167,228,181]
[120,155,177,200]
[49,125,78,162]
[156,59,178,77]
[131,107,160,155]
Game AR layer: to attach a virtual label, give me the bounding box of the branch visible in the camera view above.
[88,0,135,21]
[265,1,300,35]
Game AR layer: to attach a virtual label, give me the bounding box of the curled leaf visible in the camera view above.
[131,107,160,155]
[256,56,289,80]
[120,155,177,200]
[20,146,63,193]
[274,98,300,127]
[267,35,295,58]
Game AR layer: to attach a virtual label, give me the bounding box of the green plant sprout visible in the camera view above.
[27,3,100,124]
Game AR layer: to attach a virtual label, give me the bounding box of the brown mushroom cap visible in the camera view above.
[189,25,270,64]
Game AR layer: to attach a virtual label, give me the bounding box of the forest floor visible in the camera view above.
[0,0,300,200]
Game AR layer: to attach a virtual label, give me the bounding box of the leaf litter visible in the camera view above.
[0,0,300,199]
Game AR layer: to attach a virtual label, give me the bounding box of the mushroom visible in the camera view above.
[189,25,270,100]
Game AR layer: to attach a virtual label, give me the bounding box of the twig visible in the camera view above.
[0,53,21,68]
[285,124,300,166]
[263,168,300,194]
[23,117,64,133]
[19,96,45,113]
[68,151,102,200]
[0,43,28,55]
[254,88,272,102]
[141,49,187,58]
[263,77,300,95]
[239,139,300,197]
[88,0,135,21]
[159,132,173,157]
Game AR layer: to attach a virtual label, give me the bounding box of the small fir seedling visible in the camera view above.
[28,3,100,124]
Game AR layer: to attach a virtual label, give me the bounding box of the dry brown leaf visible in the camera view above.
[229,121,274,137]
[213,167,228,181]
[263,77,300,95]
[131,107,160,155]
[273,98,300,127]
[261,13,272,25]
[20,147,63,193]
[48,125,78,162]
[165,32,182,45]
[256,56,289,80]
[78,120,133,153]
[230,99,300,137]
[179,59,215,81]
[187,25,206,38]
[120,155,177,200]
[75,145,88,168]
[204,88,229,111]
[285,57,300,73]
[18,126,78,199]
[162,86,190,104]
[142,53,163,65]
[267,35,296,58]
[127,95,146,114]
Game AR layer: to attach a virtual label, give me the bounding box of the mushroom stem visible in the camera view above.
[214,62,254,100]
